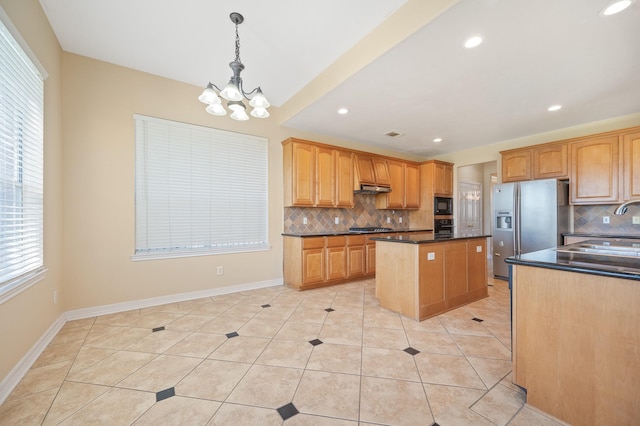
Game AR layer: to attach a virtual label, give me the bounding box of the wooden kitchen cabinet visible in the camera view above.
[347,235,366,277]
[283,140,315,206]
[335,150,355,207]
[501,149,532,182]
[300,237,326,285]
[366,241,376,275]
[372,157,391,186]
[418,244,446,317]
[315,147,335,207]
[623,130,640,200]
[533,143,568,179]
[570,135,620,204]
[433,161,454,196]
[283,138,354,208]
[376,160,420,210]
[326,236,347,281]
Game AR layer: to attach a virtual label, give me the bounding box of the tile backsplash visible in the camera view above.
[284,194,411,234]
[573,204,640,235]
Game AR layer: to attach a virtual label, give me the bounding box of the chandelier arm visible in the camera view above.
[209,83,224,93]
[240,85,262,99]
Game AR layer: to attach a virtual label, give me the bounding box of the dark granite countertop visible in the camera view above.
[282,229,433,237]
[563,232,640,240]
[505,239,640,281]
[370,233,490,244]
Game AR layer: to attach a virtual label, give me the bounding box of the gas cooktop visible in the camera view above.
[348,227,393,233]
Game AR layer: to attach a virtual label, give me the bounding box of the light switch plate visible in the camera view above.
[633,216,640,225]
[603,216,610,224]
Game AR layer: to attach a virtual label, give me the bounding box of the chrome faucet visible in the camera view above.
[613,199,640,215]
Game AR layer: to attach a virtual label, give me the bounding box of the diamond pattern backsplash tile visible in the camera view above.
[573,204,640,235]
[284,194,411,234]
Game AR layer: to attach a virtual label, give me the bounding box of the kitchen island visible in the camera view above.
[371,233,490,321]
[505,240,639,426]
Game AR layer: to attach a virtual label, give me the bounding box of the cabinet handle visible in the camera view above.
[494,253,501,257]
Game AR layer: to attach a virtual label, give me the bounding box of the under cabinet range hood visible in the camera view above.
[354,155,391,194]
[355,184,391,194]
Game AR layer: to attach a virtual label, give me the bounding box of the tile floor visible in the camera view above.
[0,277,565,425]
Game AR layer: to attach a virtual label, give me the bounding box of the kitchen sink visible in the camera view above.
[556,241,640,259]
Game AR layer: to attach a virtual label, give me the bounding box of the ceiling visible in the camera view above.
[40,0,640,157]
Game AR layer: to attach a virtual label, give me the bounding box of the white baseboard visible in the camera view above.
[65,279,283,320]
[0,313,66,404]
[0,278,283,404]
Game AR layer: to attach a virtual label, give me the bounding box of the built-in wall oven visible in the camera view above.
[434,218,454,238]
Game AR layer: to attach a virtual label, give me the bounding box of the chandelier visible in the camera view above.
[198,12,270,121]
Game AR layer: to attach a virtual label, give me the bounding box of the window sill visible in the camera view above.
[130,245,271,262]
[0,268,48,305]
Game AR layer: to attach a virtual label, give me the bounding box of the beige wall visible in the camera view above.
[0,0,64,382]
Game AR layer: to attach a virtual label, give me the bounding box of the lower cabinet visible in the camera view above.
[376,237,489,320]
[284,235,373,290]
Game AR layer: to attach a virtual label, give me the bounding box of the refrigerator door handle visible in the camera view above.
[514,184,521,256]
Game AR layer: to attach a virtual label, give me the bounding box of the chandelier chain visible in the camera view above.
[234,23,241,63]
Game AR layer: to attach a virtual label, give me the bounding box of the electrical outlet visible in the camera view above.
[603,216,610,224]
[334,217,339,225]
[303,217,307,225]
[399,217,403,223]
[476,245,483,253]
[633,216,640,225]
[427,252,435,260]
[387,217,391,224]
[217,266,224,275]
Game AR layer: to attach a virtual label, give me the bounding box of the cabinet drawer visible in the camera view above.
[303,237,325,249]
[347,235,366,245]
[326,236,347,247]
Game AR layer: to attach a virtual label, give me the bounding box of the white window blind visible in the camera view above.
[134,115,269,259]
[0,17,45,290]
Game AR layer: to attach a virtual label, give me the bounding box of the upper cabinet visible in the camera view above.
[623,130,640,201]
[283,138,354,208]
[376,160,420,210]
[354,155,391,188]
[502,149,532,182]
[533,143,568,180]
[570,135,620,204]
[433,161,454,196]
[500,126,640,205]
[502,142,569,182]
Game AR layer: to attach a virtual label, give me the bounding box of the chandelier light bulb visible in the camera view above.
[230,109,250,121]
[206,103,226,116]
[250,107,270,118]
[227,101,246,112]
[249,89,270,109]
[220,82,243,101]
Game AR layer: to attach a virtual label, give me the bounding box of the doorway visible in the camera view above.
[458,181,482,236]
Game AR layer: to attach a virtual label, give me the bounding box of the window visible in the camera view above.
[0,15,45,300]
[133,115,269,260]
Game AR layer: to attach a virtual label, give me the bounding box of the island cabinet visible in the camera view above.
[511,264,639,425]
[283,138,354,208]
[375,236,488,320]
[375,160,420,209]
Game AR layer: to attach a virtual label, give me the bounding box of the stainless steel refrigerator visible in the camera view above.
[492,179,570,279]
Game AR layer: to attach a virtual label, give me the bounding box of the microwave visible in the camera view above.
[434,197,453,215]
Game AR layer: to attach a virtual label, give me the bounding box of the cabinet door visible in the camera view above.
[570,136,620,204]
[502,150,532,182]
[434,162,454,195]
[327,247,347,280]
[445,241,469,307]
[335,150,354,207]
[467,240,487,294]
[623,131,640,201]
[372,158,391,186]
[347,245,366,277]
[302,248,325,284]
[356,156,376,185]
[383,160,405,208]
[290,142,315,206]
[418,244,446,318]
[366,243,376,275]
[316,147,335,207]
[405,163,420,208]
[533,143,568,179]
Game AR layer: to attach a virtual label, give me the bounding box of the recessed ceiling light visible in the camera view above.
[337,108,349,115]
[433,138,443,143]
[464,36,483,49]
[548,105,562,112]
[601,0,634,16]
